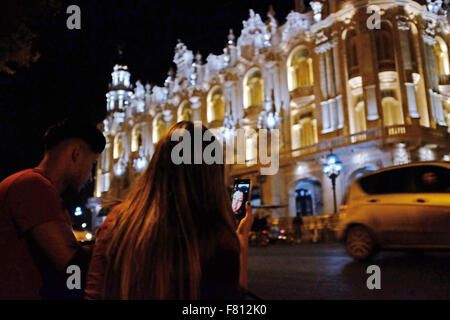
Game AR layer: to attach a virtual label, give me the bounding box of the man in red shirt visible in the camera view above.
[0,119,105,299]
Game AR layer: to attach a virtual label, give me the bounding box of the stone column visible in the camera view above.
[319,53,328,101]
[424,34,446,126]
[329,97,338,130]
[398,19,420,119]
[405,82,420,118]
[364,84,379,120]
[331,38,344,129]
[321,100,331,132]
[336,94,344,129]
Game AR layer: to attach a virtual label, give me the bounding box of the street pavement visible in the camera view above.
[248,243,450,300]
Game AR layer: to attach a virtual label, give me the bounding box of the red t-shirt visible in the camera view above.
[0,168,72,299]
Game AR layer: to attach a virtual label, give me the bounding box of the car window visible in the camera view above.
[359,167,414,195]
[413,165,450,193]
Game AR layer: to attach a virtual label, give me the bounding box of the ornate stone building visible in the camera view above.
[89,0,450,231]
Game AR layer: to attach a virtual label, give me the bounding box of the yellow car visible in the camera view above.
[336,162,450,260]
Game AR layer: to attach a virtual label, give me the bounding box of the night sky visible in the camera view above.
[0,0,309,214]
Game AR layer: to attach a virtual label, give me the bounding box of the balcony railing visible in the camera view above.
[231,124,448,170]
[386,125,406,136]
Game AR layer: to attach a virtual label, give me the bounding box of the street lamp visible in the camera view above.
[323,153,342,214]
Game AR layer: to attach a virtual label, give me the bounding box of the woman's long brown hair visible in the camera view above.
[102,121,239,299]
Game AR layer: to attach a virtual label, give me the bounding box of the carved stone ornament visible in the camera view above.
[237,9,272,49]
[282,11,311,42]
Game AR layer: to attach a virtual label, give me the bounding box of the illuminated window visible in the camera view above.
[382,95,404,126]
[113,134,124,159]
[243,69,264,108]
[354,99,367,133]
[435,36,450,76]
[131,125,143,152]
[291,112,317,151]
[287,47,314,91]
[207,86,225,123]
[178,101,193,122]
[152,113,166,144]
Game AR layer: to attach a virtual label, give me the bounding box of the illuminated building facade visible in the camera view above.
[90,0,450,231]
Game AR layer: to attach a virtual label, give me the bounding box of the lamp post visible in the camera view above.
[323,153,342,214]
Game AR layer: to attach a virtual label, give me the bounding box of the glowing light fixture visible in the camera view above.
[258,89,281,130]
[323,152,342,214]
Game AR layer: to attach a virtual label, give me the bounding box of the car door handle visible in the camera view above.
[416,198,426,203]
[368,199,378,203]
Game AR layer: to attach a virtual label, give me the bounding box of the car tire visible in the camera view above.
[345,225,376,260]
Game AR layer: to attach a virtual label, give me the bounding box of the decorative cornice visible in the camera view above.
[315,38,338,54]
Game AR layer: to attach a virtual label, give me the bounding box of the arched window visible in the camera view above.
[287,47,314,91]
[345,29,359,78]
[299,116,317,147]
[207,86,225,123]
[293,178,323,216]
[243,69,264,108]
[178,101,193,122]
[435,36,450,76]
[152,113,166,144]
[113,134,124,159]
[382,95,404,126]
[291,112,317,152]
[381,90,404,126]
[375,22,395,72]
[131,125,143,152]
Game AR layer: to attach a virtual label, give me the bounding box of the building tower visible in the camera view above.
[105,64,133,124]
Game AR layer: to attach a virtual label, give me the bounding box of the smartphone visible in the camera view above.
[231,179,251,221]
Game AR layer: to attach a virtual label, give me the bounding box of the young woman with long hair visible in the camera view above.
[85,121,253,299]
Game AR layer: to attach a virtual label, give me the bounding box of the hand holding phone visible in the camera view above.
[231,179,251,221]
[236,202,254,236]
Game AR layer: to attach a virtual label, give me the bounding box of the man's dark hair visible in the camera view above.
[44,119,106,154]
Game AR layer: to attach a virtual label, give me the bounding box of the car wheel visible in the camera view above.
[345,225,375,260]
